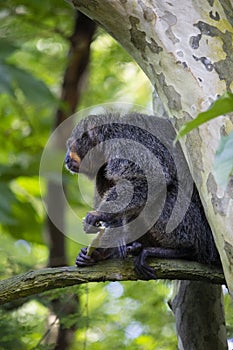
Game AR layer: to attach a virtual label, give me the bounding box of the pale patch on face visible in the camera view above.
[69,150,81,165]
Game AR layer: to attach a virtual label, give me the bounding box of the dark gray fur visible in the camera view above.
[65,112,220,278]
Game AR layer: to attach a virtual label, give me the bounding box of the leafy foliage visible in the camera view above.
[177,92,233,187]
[214,131,233,188]
[0,1,232,349]
[71,281,177,350]
[177,92,233,138]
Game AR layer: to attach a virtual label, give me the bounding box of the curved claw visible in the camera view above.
[117,244,127,259]
[76,247,96,267]
[134,262,156,279]
[134,251,156,279]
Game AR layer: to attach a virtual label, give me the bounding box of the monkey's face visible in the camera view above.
[65,125,92,174]
[65,144,81,174]
[65,126,102,178]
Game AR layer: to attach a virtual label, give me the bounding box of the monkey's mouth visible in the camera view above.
[65,162,79,174]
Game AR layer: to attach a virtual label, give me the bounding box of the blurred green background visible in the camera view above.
[0,1,232,349]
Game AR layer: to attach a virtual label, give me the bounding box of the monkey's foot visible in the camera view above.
[134,246,195,279]
[134,249,156,279]
[126,241,143,256]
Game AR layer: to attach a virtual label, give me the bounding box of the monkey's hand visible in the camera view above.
[83,210,121,233]
[83,211,106,233]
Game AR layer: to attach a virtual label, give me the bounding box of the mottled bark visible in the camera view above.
[171,282,227,350]
[0,259,224,305]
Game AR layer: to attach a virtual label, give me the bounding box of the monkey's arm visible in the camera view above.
[84,158,148,230]
[76,160,146,267]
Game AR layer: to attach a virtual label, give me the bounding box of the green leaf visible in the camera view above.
[0,183,17,225]
[214,131,233,188]
[9,65,56,105]
[176,92,233,140]
[0,61,15,97]
[0,61,56,104]
[0,39,18,59]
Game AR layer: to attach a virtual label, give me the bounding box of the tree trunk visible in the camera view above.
[171,282,227,350]
[70,1,231,348]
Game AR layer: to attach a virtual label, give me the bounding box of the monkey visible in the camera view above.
[65,112,220,279]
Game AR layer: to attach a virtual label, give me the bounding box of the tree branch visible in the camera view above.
[0,258,224,305]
